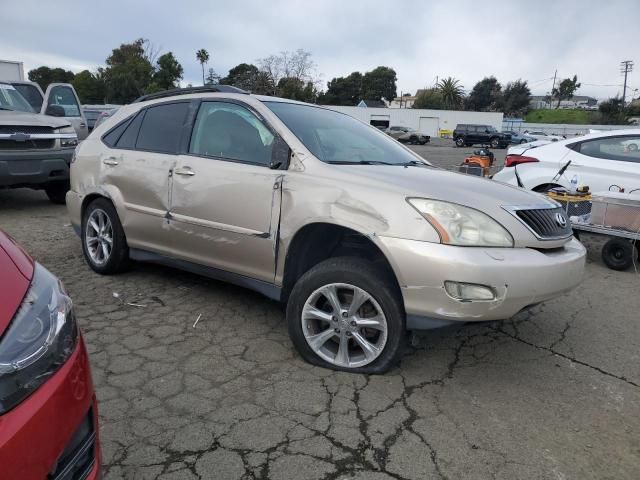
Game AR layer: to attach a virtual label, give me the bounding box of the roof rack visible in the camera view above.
[133,85,249,103]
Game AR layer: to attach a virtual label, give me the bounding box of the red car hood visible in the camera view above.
[0,231,34,336]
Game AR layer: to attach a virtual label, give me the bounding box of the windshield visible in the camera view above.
[265,101,427,166]
[0,84,34,112]
[12,84,43,111]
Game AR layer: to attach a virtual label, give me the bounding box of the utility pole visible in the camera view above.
[550,69,557,108]
[620,60,633,106]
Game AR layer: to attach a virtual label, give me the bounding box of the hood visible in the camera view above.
[0,230,34,336]
[0,109,71,129]
[335,164,552,208]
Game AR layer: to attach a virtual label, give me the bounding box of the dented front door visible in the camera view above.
[168,156,283,283]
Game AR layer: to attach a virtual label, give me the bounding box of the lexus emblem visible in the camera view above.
[555,212,567,228]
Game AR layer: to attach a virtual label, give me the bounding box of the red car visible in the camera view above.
[0,230,101,479]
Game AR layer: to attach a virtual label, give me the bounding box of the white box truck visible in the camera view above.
[0,60,25,81]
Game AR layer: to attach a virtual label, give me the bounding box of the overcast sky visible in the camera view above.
[2,0,638,100]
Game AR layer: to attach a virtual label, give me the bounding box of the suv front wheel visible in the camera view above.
[490,137,500,148]
[287,257,405,374]
[455,137,465,147]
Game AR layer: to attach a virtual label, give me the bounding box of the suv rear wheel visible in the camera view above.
[82,198,130,274]
[287,257,405,374]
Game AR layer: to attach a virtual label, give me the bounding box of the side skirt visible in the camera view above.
[129,248,282,302]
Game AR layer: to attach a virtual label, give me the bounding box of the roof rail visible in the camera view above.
[133,85,249,103]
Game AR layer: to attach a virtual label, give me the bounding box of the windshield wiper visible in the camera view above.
[399,160,430,167]
[0,106,15,111]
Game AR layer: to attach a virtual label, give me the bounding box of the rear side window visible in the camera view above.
[116,112,144,149]
[136,102,189,154]
[576,136,640,163]
[102,118,131,147]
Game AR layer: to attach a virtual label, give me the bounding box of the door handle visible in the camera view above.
[174,167,195,176]
[103,157,119,166]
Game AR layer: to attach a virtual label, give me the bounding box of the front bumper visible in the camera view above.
[379,236,586,329]
[0,148,74,188]
[0,336,101,480]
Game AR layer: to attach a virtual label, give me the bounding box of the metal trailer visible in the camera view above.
[572,223,640,271]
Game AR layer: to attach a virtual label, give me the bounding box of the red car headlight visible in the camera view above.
[0,264,78,414]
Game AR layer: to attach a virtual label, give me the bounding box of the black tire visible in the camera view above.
[601,239,634,271]
[628,143,638,152]
[44,181,69,205]
[286,257,406,374]
[490,137,500,149]
[81,198,130,274]
[519,139,527,144]
[455,137,465,147]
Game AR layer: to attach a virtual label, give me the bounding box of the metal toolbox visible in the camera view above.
[590,192,640,232]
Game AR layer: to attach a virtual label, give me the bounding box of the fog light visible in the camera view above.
[444,281,495,301]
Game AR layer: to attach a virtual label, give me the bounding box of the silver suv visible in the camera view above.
[67,86,586,373]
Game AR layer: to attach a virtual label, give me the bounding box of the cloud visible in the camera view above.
[1,0,638,99]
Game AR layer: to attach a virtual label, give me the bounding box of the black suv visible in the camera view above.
[453,124,510,148]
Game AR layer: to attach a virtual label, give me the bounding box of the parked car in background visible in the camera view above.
[493,129,640,194]
[82,105,120,131]
[385,126,429,144]
[2,81,88,140]
[0,230,101,480]
[503,130,536,144]
[0,82,78,203]
[524,130,565,142]
[453,124,511,148]
[92,107,120,130]
[68,86,585,373]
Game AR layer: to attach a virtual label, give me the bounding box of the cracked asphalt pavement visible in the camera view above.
[1,145,639,479]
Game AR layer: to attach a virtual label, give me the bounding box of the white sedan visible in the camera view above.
[524,130,566,142]
[493,129,640,194]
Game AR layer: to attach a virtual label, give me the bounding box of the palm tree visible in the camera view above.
[195,49,210,85]
[437,77,464,109]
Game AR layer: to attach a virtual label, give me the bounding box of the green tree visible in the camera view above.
[361,66,397,102]
[195,49,210,85]
[28,66,75,91]
[153,52,183,90]
[437,77,464,109]
[72,69,105,104]
[205,68,220,85]
[552,75,581,109]
[501,79,531,116]
[467,76,501,111]
[597,97,629,124]
[276,77,317,102]
[104,38,154,103]
[317,72,363,105]
[412,88,445,109]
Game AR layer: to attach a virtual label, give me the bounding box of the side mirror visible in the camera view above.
[269,136,290,170]
[45,104,65,117]
[485,129,491,133]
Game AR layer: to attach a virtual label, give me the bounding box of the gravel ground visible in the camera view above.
[1,143,638,480]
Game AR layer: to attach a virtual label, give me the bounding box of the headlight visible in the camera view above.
[0,264,78,414]
[407,198,514,247]
[57,125,78,147]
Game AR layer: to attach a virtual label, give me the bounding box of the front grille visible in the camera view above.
[514,207,573,239]
[0,125,54,134]
[49,408,97,480]
[0,139,55,150]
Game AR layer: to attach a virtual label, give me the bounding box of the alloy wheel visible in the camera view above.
[301,283,388,368]
[85,208,113,266]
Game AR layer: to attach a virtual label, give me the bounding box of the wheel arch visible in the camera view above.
[280,222,403,304]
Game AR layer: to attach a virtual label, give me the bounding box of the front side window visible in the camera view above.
[265,102,425,166]
[12,84,43,111]
[0,84,33,112]
[189,101,275,166]
[576,136,640,163]
[46,86,81,117]
[136,102,188,154]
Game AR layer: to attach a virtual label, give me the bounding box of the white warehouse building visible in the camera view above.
[325,106,504,137]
